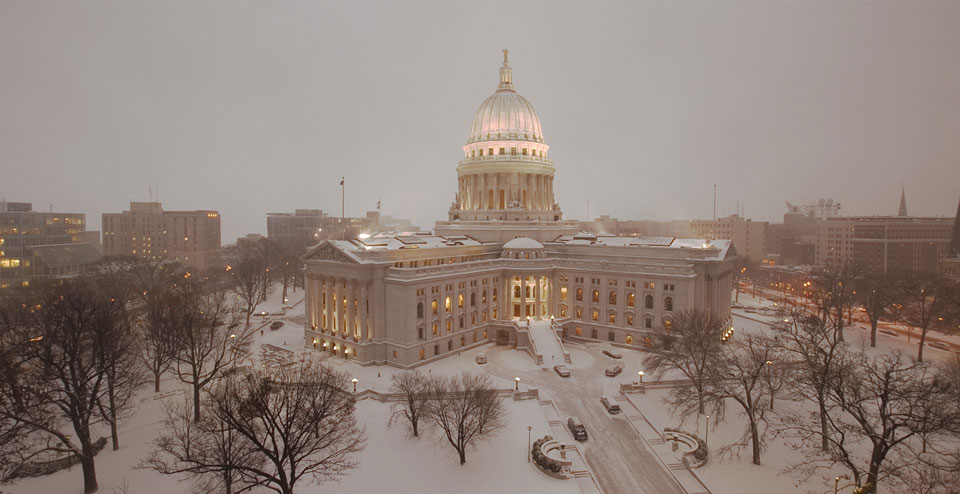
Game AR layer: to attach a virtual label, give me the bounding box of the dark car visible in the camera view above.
[602,348,622,359]
[929,341,950,351]
[567,416,587,441]
[270,321,284,330]
[605,364,623,377]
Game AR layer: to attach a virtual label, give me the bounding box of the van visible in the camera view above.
[601,395,621,414]
[567,416,588,441]
[475,352,487,364]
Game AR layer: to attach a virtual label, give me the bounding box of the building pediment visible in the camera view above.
[303,243,358,264]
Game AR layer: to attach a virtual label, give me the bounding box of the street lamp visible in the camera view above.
[352,378,358,392]
[527,426,533,463]
[515,377,520,391]
[638,370,645,384]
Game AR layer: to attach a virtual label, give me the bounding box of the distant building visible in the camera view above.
[815,215,953,274]
[684,215,769,263]
[578,215,657,237]
[0,201,101,287]
[940,195,960,281]
[266,209,420,256]
[102,202,221,269]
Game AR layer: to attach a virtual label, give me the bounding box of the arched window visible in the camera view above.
[664,297,673,312]
[482,290,487,303]
[608,291,617,305]
[487,190,494,209]
[432,300,438,315]
[493,289,498,302]
[514,286,521,298]
[499,190,506,209]
[592,290,600,303]
[627,292,635,307]
[417,302,423,319]
[576,288,583,301]
[626,334,633,345]
[444,296,451,312]
[458,293,464,309]
[471,292,476,306]
[525,285,531,298]
[645,295,654,310]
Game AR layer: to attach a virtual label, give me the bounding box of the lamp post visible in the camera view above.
[515,376,520,391]
[527,426,532,463]
[352,378,358,393]
[638,370,645,384]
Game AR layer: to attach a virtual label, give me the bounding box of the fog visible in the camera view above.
[2,1,959,242]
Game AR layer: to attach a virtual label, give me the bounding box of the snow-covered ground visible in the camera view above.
[5,287,956,494]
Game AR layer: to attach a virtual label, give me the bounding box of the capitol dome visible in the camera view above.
[466,50,544,145]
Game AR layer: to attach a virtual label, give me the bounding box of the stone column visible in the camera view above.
[520,274,527,318]
[534,274,541,317]
[323,277,331,331]
[360,282,369,340]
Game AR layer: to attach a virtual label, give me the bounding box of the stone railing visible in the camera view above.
[531,435,573,479]
[550,320,572,364]
[664,428,708,468]
[352,387,538,403]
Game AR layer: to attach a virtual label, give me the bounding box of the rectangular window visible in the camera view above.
[499,147,505,155]
[608,332,615,342]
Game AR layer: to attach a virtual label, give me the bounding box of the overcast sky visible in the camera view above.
[2,1,959,242]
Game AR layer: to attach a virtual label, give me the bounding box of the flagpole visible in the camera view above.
[341,177,345,240]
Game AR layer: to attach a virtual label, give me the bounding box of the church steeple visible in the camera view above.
[898,187,908,216]
[949,192,960,258]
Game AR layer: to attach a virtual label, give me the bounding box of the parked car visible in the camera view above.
[929,341,950,351]
[879,329,898,337]
[601,395,621,414]
[602,348,622,359]
[554,365,571,377]
[270,321,284,330]
[476,352,487,364]
[604,364,623,377]
[567,416,588,441]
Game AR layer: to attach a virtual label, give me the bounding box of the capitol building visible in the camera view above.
[301,52,735,367]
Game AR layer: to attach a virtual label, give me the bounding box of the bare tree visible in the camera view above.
[643,309,725,416]
[124,259,184,393]
[205,359,366,494]
[388,370,430,437]
[170,286,252,422]
[774,305,844,452]
[143,397,259,494]
[92,276,144,452]
[272,243,301,304]
[226,238,273,327]
[0,279,128,493]
[791,350,960,494]
[423,372,508,465]
[902,272,948,362]
[810,264,860,342]
[711,333,780,465]
[855,272,903,348]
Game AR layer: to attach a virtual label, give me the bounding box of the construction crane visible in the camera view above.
[785,199,842,218]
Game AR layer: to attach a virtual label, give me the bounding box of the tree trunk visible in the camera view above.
[458,447,466,465]
[154,371,161,393]
[412,418,419,437]
[80,441,99,494]
[749,416,761,465]
[193,383,202,422]
[108,380,119,451]
[818,393,829,452]
[245,310,252,328]
[869,317,879,347]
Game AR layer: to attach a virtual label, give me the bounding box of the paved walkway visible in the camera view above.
[528,319,565,365]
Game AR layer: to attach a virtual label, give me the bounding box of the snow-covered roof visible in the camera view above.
[502,237,544,249]
[334,232,491,252]
[550,235,733,260]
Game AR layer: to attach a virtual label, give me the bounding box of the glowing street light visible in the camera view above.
[515,376,520,391]
[352,378,359,392]
[638,370,645,384]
